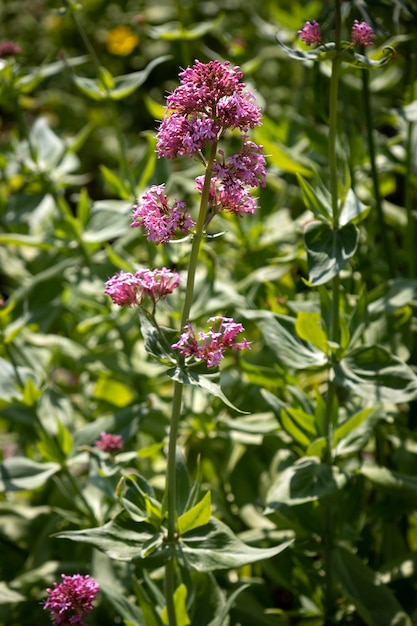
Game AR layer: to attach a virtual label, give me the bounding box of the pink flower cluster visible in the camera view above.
[156,60,262,159]
[298,19,374,47]
[94,431,123,453]
[171,316,250,368]
[351,20,374,46]
[196,138,266,216]
[131,184,195,244]
[105,267,181,307]
[43,574,99,626]
[298,21,321,46]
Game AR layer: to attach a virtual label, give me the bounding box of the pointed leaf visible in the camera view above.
[244,311,327,369]
[177,492,211,535]
[168,367,245,413]
[56,512,170,565]
[339,189,370,226]
[161,584,190,626]
[109,56,171,99]
[296,174,332,221]
[304,221,359,285]
[360,465,417,498]
[179,516,292,571]
[295,311,328,353]
[265,457,347,511]
[0,458,60,492]
[335,345,417,403]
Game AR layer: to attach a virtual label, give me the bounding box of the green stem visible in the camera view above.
[361,68,397,276]
[322,2,342,620]
[164,141,218,626]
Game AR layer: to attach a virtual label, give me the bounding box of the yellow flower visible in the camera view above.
[107,26,139,56]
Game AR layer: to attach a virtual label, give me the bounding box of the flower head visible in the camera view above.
[156,60,262,159]
[298,21,322,46]
[0,41,21,57]
[43,574,99,626]
[94,432,123,453]
[131,184,194,244]
[351,20,374,46]
[105,267,181,307]
[172,316,250,368]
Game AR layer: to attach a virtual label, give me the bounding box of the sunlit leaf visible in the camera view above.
[304,221,359,285]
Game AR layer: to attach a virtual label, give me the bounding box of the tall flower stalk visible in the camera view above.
[106,60,265,625]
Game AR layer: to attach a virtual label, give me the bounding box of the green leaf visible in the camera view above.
[265,457,348,511]
[56,512,170,565]
[360,466,417,497]
[0,458,60,492]
[296,174,332,221]
[100,165,131,200]
[280,408,318,448]
[148,16,223,41]
[175,447,191,516]
[335,345,417,403]
[16,55,87,93]
[340,46,396,70]
[161,584,190,626]
[334,546,412,626]
[206,584,249,626]
[82,199,131,243]
[139,312,177,364]
[177,492,211,535]
[339,189,370,226]
[304,221,359,285]
[0,582,26,604]
[121,474,160,523]
[295,311,328,353]
[334,408,376,444]
[134,579,164,626]
[276,35,337,63]
[168,367,245,413]
[243,311,327,369]
[179,516,292,571]
[72,74,108,100]
[109,56,171,99]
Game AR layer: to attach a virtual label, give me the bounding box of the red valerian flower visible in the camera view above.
[105,267,181,307]
[351,20,374,46]
[131,184,194,244]
[298,21,322,45]
[172,316,251,368]
[94,432,123,453]
[43,574,99,626]
[156,60,262,159]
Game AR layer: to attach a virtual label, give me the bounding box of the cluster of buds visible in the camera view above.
[298,18,374,47]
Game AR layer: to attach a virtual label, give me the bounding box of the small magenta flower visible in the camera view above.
[105,267,181,307]
[43,574,99,626]
[172,316,251,368]
[0,41,21,58]
[156,60,262,159]
[298,21,322,46]
[104,270,141,307]
[351,20,374,46]
[94,432,123,453]
[131,184,194,244]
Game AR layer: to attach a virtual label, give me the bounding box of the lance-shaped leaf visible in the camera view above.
[139,311,177,365]
[360,465,417,499]
[242,311,327,369]
[334,345,417,403]
[177,492,211,535]
[73,56,169,101]
[0,458,60,492]
[179,516,293,571]
[276,36,337,62]
[339,45,395,69]
[265,457,348,512]
[161,584,190,626]
[148,15,223,41]
[121,474,162,524]
[56,512,171,565]
[167,366,245,413]
[304,221,359,285]
[339,189,370,226]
